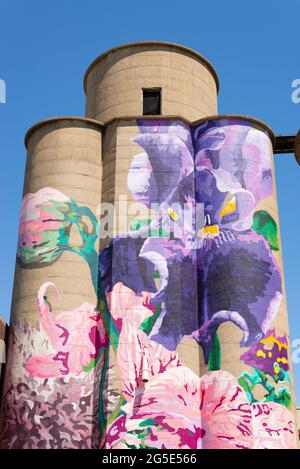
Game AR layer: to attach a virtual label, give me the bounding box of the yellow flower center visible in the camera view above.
[220,196,237,218]
[256,349,266,359]
[198,224,220,238]
[168,208,179,221]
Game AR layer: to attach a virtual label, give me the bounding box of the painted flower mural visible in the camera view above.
[1,117,297,449]
[194,120,273,221]
[105,368,255,449]
[98,118,296,449]
[251,402,296,449]
[0,186,109,448]
[241,329,289,376]
[100,119,282,362]
[18,188,75,267]
[0,322,103,449]
[103,283,296,449]
[17,186,100,289]
[238,329,291,407]
[105,369,297,450]
[26,282,108,378]
[105,282,180,401]
[104,283,255,449]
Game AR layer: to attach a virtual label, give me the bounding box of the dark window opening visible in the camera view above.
[143,88,161,115]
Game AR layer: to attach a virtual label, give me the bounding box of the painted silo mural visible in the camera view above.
[0,117,297,449]
[100,118,297,449]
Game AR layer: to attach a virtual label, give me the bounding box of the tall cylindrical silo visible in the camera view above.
[96,113,298,449]
[85,45,219,425]
[84,43,298,448]
[0,117,104,448]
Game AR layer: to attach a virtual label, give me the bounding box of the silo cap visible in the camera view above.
[83,41,219,94]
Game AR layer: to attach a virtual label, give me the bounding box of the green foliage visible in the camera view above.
[140,304,162,335]
[129,218,168,237]
[129,219,151,231]
[139,418,156,427]
[252,210,279,251]
[238,367,291,408]
[82,357,98,372]
[208,333,221,371]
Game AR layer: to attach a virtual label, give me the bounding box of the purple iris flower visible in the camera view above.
[99,119,282,362]
[240,329,289,376]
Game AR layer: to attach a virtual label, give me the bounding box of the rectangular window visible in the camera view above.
[143,88,161,115]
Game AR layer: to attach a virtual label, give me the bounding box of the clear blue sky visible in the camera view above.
[0,0,300,401]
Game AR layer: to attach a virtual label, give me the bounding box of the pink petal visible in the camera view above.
[26,354,66,378]
[252,403,297,449]
[200,370,253,449]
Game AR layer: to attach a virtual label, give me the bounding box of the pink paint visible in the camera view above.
[26,282,108,377]
[106,282,181,400]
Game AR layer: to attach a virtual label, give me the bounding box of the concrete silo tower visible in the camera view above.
[0,42,298,449]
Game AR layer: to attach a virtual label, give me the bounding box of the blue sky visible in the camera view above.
[0,0,300,401]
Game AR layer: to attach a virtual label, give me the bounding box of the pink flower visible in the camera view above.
[18,188,71,267]
[104,283,297,449]
[26,282,108,377]
[105,368,253,449]
[106,282,180,400]
[105,367,297,449]
[252,403,297,449]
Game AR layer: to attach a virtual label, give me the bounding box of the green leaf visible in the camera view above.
[208,333,221,371]
[139,418,156,427]
[129,218,168,237]
[129,218,151,231]
[252,210,279,251]
[140,304,162,335]
[82,357,98,372]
